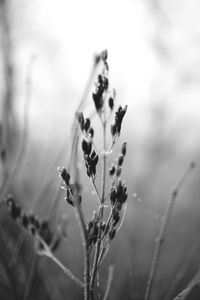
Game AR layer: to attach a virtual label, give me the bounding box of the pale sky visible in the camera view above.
[13,0,200,150]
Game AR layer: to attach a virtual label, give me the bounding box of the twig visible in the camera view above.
[103,265,114,300]
[37,235,84,288]
[91,179,101,203]
[144,162,196,300]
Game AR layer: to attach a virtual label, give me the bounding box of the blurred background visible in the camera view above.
[0,0,200,299]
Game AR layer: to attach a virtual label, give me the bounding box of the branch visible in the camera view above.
[144,162,196,300]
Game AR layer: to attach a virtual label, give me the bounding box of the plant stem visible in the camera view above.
[74,199,90,299]
[103,265,114,300]
[90,118,107,298]
[144,162,196,300]
[37,235,84,288]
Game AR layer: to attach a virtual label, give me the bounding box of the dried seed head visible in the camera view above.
[109,164,116,176]
[108,97,114,110]
[82,139,92,155]
[101,49,108,62]
[110,188,117,205]
[109,228,116,240]
[84,149,99,178]
[58,167,70,186]
[21,214,29,228]
[65,195,74,207]
[76,112,85,131]
[111,105,127,137]
[84,118,90,132]
[101,222,106,232]
[111,124,117,137]
[89,127,94,138]
[118,154,124,167]
[121,142,127,156]
[30,226,36,236]
[116,166,122,177]
[10,202,21,220]
[113,210,120,227]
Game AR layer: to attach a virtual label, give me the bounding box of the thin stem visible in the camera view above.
[90,116,107,298]
[74,200,90,299]
[144,162,196,300]
[23,254,37,300]
[37,236,84,288]
[103,265,114,300]
[91,179,101,203]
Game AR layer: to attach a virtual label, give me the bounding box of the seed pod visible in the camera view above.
[89,127,94,138]
[118,154,124,167]
[11,203,21,220]
[109,165,116,176]
[30,226,36,236]
[110,188,117,205]
[40,220,48,231]
[111,124,116,137]
[92,153,99,166]
[109,228,116,240]
[58,167,70,186]
[115,201,122,211]
[101,49,108,62]
[116,167,121,177]
[121,142,127,156]
[101,222,106,232]
[108,97,114,110]
[82,139,92,155]
[21,214,29,228]
[88,221,93,232]
[65,195,74,207]
[84,118,90,132]
[113,210,120,226]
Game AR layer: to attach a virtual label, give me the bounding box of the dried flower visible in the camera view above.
[109,164,116,176]
[111,105,127,137]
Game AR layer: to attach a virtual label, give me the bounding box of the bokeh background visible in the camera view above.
[1,0,200,299]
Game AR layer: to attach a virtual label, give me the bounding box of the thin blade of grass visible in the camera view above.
[144,162,196,300]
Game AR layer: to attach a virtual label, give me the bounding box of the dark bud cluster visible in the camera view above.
[116,142,127,177]
[108,89,116,111]
[87,213,109,249]
[93,74,109,113]
[58,167,82,207]
[109,164,116,176]
[82,139,92,156]
[111,105,127,138]
[82,145,99,179]
[108,180,128,240]
[110,180,128,206]
[108,97,114,111]
[76,112,94,138]
[4,195,60,251]
[109,142,127,178]
[88,219,98,248]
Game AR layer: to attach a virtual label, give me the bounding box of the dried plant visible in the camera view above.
[4,50,128,300]
[58,49,128,300]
